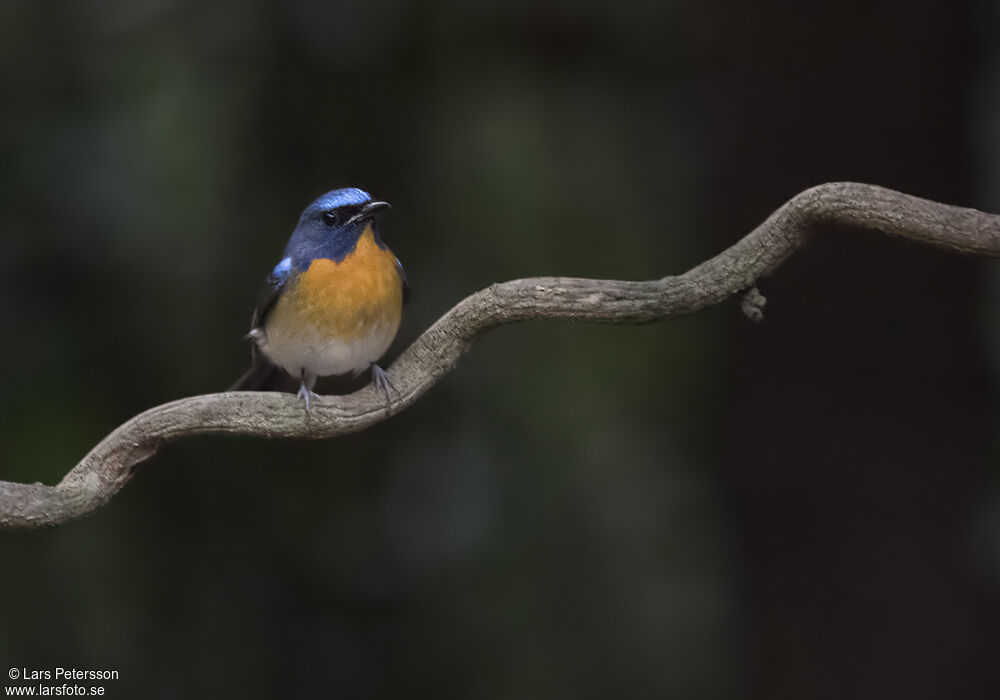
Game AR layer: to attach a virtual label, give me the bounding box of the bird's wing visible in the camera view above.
[229,257,294,391]
[395,256,411,305]
[251,256,294,331]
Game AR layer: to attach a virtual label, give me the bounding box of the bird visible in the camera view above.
[232,187,409,411]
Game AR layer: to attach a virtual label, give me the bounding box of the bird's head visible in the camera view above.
[285,187,391,263]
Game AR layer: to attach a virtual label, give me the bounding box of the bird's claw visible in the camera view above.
[371,364,398,413]
[297,383,320,412]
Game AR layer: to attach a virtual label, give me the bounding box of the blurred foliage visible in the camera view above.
[0,0,998,698]
[0,1,727,698]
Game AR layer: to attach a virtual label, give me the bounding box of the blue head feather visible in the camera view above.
[282,188,387,267]
[297,187,372,222]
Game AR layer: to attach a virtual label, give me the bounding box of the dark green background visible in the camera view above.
[1,1,999,698]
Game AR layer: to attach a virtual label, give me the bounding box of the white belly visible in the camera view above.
[258,318,399,379]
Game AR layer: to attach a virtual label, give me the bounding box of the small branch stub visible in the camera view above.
[2,181,999,530]
[741,286,767,323]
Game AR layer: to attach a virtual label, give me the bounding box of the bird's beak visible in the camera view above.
[348,200,391,224]
[364,200,391,215]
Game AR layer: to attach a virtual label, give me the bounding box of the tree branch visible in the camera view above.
[2,182,999,530]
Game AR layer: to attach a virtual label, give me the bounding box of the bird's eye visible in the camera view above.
[321,210,339,226]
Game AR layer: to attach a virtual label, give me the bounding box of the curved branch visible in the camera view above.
[3,182,999,530]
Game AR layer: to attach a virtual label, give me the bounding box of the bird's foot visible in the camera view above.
[297,383,320,413]
[370,364,398,413]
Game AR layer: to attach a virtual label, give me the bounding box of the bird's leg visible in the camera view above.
[370,363,397,413]
[297,369,319,412]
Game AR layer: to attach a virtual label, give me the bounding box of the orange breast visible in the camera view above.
[270,225,403,342]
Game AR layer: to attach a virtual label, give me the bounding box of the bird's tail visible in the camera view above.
[229,358,280,391]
